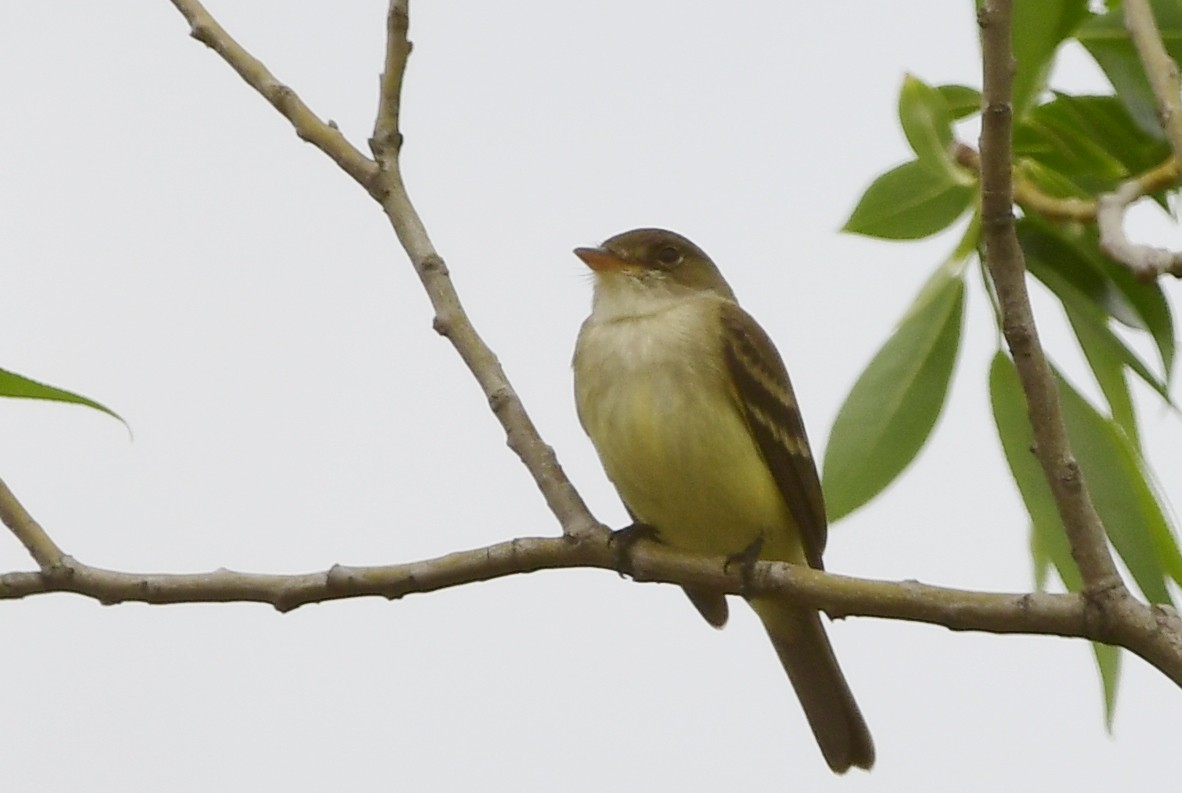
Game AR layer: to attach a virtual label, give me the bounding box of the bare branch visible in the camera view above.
[364,0,600,538]
[167,0,378,191]
[977,1,1125,595]
[8,454,1167,658]
[1097,177,1182,280]
[1125,0,1182,162]
[159,0,599,540]
[0,477,64,570]
[0,540,1091,630]
[371,0,410,159]
[4,519,1182,684]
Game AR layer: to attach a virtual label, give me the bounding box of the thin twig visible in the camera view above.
[0,477,65,570]
[371,0,409,159]
[364,0,601,538]
[1097,176,1182,280]
[953,143,1180,226]
[167,0,379,191]
[160,0,598,539]
[978,1,1125,595]
[1125,0,1182,161]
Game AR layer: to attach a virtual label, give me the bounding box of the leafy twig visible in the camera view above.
[978,0,1182,681]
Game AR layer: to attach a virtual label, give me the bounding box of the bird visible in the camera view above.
[571,227,874,773]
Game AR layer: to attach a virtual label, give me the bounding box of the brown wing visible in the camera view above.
[719,301,828,570]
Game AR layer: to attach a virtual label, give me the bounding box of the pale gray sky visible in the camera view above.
[2,2,1180,790]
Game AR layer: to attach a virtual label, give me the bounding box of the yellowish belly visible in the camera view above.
[574,309,803,564]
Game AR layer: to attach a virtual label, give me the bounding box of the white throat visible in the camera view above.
[588,271,706,324]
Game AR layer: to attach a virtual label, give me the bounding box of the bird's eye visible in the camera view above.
[654,246,683,267]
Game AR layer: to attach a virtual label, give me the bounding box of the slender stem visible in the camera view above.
[0,477,65,570]
[1125,0,1182,162]
[167,0,378,191]
[366,0,601,538]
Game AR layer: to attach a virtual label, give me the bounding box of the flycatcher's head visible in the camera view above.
[574,228,736,302]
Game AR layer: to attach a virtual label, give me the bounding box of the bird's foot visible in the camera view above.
[723,534,764,595]
[608,522,660,578]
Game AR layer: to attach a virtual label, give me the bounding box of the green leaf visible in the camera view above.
[994,354,1126,725]
[899,75,957,175]
[992,354,1081,591]
[1017,218,1175,382]
[1011,0,1091,116]
[1017,218,1136,322]
[843,160,974,240]
[1064,307,1140,443]
[0,366,124,425]
[823,268,964,520]
[1093,235,1177,382]
[1016,158,1093,200]
[1093,642,1121,732]
[937,84,982,120]
[1056,369,1181,603]
[1013,94,1170,196]
[1078,0,1182,137]
[1018,220,1172,428]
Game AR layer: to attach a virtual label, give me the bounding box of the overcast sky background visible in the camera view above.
[3,2,1181,791]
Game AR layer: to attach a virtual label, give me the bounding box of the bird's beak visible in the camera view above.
[574,246,630,273]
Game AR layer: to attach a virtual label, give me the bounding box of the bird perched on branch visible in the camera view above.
[572,228,874,773]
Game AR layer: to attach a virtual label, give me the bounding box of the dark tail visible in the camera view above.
[749,598,875,773]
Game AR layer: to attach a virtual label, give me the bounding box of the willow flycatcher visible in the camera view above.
[572,228,873,773]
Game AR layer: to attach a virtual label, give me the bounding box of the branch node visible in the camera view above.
[326,564,353,591]
[42,554,78,585]
[189,22,214,46]
[419,254,447,276]
[488,386,511,413]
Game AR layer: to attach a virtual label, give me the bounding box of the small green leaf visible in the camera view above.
[899,75,956,172]
[823,268,964,520]
[1011,0,1090,116]
[0,366,124,425]
[937,84,982,120]
[843,160,974,240]
[1093,642,1121,732]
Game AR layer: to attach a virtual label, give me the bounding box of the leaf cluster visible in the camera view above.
[831,0,1182,722]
